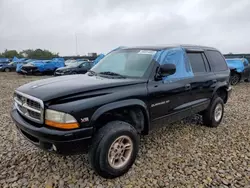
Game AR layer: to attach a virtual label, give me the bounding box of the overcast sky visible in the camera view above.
[0,0,250,55]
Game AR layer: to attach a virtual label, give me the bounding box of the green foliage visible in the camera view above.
[20,49,59,59]
[1,49,23,58]
[0,49,59,59]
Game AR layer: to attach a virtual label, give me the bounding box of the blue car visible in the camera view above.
[21,58,65,75]
[0,62,16,72]
[226,58,250,85]
[16,59,36,73]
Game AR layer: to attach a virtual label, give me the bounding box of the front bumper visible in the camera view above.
[11,109,93,155]
[21,67,40,74]
[54,72,66,76]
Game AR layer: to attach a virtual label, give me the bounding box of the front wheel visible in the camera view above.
[202,96,224,127]
[4,68,10,72]
[230,73,240,85]
[88,121,139,178]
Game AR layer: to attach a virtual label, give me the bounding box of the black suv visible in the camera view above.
[11,45,231,178]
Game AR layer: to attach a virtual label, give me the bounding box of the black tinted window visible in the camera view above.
[187,53,206,73]
[206,51,228,71]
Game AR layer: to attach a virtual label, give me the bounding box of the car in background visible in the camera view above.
[0,62,16,72]
[64,59,89,66]
[16,59,36,73]
[0,57,28,72]
[21,58,64,75]
[226,58,250,85]
[54,60,93,76]
[0,58,10,65]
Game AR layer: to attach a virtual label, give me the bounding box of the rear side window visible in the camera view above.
[187,53,206,73]
[206,50,228,71]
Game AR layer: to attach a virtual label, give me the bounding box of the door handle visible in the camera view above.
[185,84,191,90]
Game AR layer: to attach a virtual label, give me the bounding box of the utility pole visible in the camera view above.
[75,33,78,56]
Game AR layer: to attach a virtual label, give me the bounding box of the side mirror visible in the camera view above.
[155,64,176,81]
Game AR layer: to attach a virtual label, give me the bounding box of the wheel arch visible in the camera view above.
[90,99,150,135]
[213,85,229,104]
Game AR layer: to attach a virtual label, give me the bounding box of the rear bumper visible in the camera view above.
[11,109,93,155]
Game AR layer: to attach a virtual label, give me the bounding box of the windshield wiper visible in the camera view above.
[87,70,97,76]
[99,71,126,78]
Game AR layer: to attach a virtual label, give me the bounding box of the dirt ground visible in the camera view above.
[0,72,249,188]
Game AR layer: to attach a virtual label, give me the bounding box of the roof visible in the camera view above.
[121,44,217,51]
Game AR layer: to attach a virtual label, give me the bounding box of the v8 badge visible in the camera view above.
[81,117,89,123]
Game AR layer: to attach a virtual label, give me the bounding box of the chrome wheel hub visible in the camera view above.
[108,135,133,169]
[214,103,223,122]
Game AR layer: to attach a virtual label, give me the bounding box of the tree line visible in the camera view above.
[0,49,59,59]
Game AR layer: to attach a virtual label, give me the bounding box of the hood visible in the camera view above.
[226,59,245,73]
[16,74,147,101]
[23,62,45,67]
[56,67,76,71]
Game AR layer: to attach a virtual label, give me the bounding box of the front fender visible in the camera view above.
[89,99,149,130]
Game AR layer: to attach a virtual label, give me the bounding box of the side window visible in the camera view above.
[80,62,88,68]
[206,50,228,71]
[187,53,206,73]
[202,53,211,71]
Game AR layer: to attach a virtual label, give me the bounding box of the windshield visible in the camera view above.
[91,49,155,77]
[65,60,77,64]
[66,61,84,68]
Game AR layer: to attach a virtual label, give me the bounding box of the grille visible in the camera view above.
[14,91,44,124]
[22,66,38,71]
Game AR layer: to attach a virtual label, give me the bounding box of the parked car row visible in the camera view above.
[0,55,105,76]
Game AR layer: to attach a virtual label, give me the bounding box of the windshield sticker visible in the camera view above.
[138,50,156,55]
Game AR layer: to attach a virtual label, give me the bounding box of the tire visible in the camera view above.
[230,73,240,85]
[244,78,250,82]
[202,96,224,127]
[4,68,10,72]
[88,121,139,179]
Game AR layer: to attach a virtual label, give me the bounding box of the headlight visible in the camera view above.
[45,109,79,129]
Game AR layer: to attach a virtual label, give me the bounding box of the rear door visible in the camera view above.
[205,50,230,84]
[187,51,215,112]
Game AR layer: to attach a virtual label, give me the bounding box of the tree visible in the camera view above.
[20,49,59,59]
[1,49,23,58]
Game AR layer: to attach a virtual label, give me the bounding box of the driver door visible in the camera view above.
[147,65,193,122]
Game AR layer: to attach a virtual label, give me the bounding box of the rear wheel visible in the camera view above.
[202,96,224,127]
[88,121,139,178]
[244,78,250,82]
[4,68,10,72]
[230,73,240,85]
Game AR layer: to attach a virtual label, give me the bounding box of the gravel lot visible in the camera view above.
[0,72,249,188]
